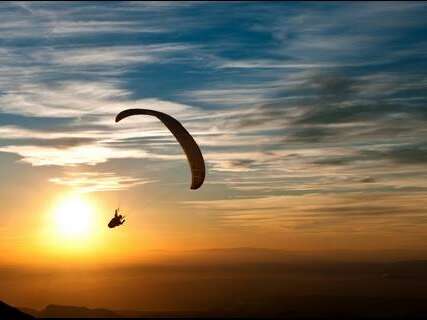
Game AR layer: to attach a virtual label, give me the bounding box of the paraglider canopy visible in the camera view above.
[115,108,206,190]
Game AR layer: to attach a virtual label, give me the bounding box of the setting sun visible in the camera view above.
[54,195,93,238]
[36,192,109,263]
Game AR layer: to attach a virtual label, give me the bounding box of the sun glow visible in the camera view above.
[54,195,93,237]
[37,192,112,263]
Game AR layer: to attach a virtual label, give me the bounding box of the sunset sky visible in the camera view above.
[1,1,427,271]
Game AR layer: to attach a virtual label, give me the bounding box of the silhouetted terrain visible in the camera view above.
[20,304,204,318]
[24,304,119,318]
[2,250,427,318]
[13,297,427,319]
[0,300,34,319]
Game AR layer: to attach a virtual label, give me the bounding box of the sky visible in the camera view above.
[1,2,427,268]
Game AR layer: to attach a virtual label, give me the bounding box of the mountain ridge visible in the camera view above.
[0,300,34,319]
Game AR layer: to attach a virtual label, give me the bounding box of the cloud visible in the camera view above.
[0,112,74,130]
[312,156,355,166]
[0,137,96,149]
[359,177,376,183]
[0,144,147,166]
[183,87,275,106]
[288,127,339,143]
[0,80,128,117]
[44,44,194,67]
[0,2,203,39]
[312,143,427,168]
[362,143,427,165]
[0,78,206,168]
[297,102,427,125]
[218,59,337,69]
[48,21,165,35]
[49,171,152,192]
[210,159,258,172]
[184,192,427,230]
[270,3,427,66]
[0,80,195,117]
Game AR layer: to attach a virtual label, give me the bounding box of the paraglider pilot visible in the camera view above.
[108,209,125,228]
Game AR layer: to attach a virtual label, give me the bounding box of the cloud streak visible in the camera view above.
[49,171,153,192]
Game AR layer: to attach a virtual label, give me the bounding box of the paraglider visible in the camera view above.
[108,208,126,228]
[115,108,206,190]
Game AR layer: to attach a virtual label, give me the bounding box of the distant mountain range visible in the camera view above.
[1,296,426,319]
[3,302,125,318]
[1,253,427,319]
[17,303,205,318]
[21,304,119,318]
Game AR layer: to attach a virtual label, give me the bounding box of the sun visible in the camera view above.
[53,194,94,238]
[39,193,104,259]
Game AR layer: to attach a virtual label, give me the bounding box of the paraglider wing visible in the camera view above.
[115,108,205,190]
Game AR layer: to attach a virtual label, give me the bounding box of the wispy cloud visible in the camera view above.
[0,2,199,39]
[0,80,196,117]
[184,192,427,231]
[44,44,195,67]
[48,20,166,35]
[0,78,205,169]
[0,144,146,166]
[218,59,337,69]
[49,171,153,192]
